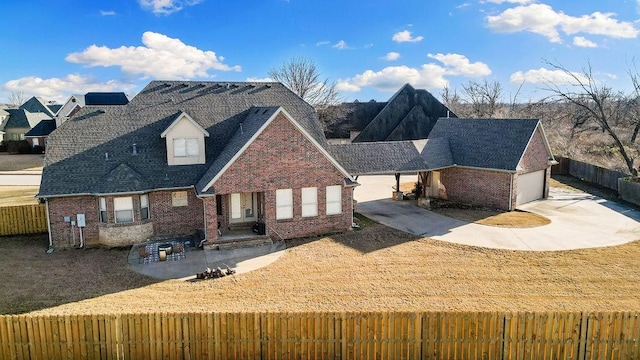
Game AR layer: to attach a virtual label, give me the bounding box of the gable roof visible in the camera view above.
[160,111,210,138]
[39,81,328,198]
[427,118,543,171]
[319,101,387,139]
[353,84,456,142]
[19,97,56,117]
[25,119,56,137]
[197,107,352,194]
[5,108,51,129]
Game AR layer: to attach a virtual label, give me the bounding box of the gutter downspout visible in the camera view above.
[509,173,514,211]
[45,199,54,253]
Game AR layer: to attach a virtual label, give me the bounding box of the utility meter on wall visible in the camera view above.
[76,213,86,227]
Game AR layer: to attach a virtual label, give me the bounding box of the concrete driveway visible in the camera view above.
[354,175,640,251]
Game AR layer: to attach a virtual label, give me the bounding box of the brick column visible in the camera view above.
[202,196,218,243]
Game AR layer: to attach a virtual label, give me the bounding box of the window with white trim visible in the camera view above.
[99,197,107,223]
[113,197,134,223]
[301,187,318,217]
[276,189,293,220]
[172,191,188,207]
[173,138,199,157]
[140,194,149,220]
[326,185,342,215]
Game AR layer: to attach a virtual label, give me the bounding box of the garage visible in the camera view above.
[516,170,545,206]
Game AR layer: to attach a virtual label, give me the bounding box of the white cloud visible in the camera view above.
[65,31,240,80]
[484,0,535,4]
[100,10,117,16]
[383,52,400,61]
[316,41,330,46]
[509,67,589,84]
[392,30,424,43]
[337,53,489,92]
[427,53,491,76]
[245,77,273,82]
[486,4,639,43]
[573,36,597,48]
[3,74,136,103]
[333,40,349,49]
[138,0,203,15]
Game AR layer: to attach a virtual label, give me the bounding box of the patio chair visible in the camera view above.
[137,246,151,264]
[172,242,185,258]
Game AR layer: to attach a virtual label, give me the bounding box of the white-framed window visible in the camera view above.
[113,197,134,223]
[99,197,107,223]
[32,138,40,146]
[140,194,149,220]
[173,138,199,157]
[301,187,318,217]
[172,191,188,207]
[326,185,342,215]
[276,188,293,220]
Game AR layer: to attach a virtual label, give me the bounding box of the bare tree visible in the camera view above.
[440,85,463,115]
[461,79,503,118]
[628,62,640,144]
[542,60,637,175]
[268,57,341,107]
[8,90,26,107]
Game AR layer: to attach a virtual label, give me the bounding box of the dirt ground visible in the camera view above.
[0,153,44,172]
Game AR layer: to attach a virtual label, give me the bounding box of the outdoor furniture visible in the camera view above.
[137,246,151,264]
[158,243,173,255]
[172,242,185,258]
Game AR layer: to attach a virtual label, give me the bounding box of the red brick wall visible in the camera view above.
[47,189,204,248]
[519,127,549,173]
[439,167,513,210]
[48,196,100,248]
[209,112,352,241]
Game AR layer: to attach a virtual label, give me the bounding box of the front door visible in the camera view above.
[229,193,257,223]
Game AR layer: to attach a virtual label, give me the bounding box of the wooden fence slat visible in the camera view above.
[0,204,47,236]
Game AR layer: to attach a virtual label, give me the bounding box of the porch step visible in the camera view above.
[227,222,254,231]
[207,236,273,251]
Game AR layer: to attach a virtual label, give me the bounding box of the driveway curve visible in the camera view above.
[354,175,640,251]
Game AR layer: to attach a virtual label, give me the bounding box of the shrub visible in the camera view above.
[32,145,45,154]
[0,142,6,152]
[6,140,32,154]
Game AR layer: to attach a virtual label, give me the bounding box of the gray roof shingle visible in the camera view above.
[39,81,325,197]
[428,118,541,171]
[25,119,56,137]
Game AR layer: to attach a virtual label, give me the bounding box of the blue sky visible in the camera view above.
[2,0,639,104]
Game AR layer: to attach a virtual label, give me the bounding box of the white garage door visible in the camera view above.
[516,170,545,206]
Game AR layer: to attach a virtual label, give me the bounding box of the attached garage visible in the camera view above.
[516,170,545,206]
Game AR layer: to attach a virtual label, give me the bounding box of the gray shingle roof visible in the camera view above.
[85,92,130,105]
[428,118,541,171]
[5,109,51,129]
[25,119,56,137]
[330,138,453,175]
[20,97,56,117]
[39,81,325,197]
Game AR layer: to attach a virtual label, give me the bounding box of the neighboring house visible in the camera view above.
[331,118,555,210]
[3,108,51,141]
[55,92,130,127]
[38,81,355,249]
[0,106,10,143]
[25,119,56,149]
[320,84,456,144]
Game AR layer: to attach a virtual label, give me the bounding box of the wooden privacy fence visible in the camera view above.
[0,204,47,236]
[1,311,639,360]
[552,156,628,191]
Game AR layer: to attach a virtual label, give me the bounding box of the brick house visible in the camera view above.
[331,118,555,210]
[38,81,355,249]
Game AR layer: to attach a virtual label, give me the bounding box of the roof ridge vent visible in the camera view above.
[132,143,138,156]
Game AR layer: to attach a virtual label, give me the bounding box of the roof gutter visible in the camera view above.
[36,185,195,199]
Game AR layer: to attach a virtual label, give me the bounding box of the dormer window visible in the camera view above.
[173,138,199,157]
[160,111,209,166]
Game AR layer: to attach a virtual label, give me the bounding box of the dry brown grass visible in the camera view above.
[0,186,39,206]
[432,207,551,228]
[4,224,640,315]
[0,153,44,172]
